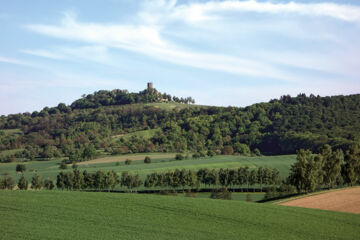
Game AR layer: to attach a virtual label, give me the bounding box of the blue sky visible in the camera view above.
[1,0,360,115]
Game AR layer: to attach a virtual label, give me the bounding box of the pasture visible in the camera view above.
[0,191,359,240]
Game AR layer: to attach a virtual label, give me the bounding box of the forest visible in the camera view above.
[0,88,360,163]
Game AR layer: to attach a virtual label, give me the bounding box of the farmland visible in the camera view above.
[0,191,359,240]
[279,187,360,214]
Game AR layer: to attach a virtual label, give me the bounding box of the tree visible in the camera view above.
[56,172,66,190]
[288,149,324,193]
[257,167,265,192]
[322,146,343,189]
[31,174,43,190]
[15,164,26,173]
[2,175,15,190]
[44,179,55,190]
[17,175,28,190]
[343,145,360,186]
[72,169,84,190]
[144,156,151,164]
[105,170,119,191]
[249,170,258,192]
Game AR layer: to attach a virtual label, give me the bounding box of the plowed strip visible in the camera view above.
[279,187,360,214]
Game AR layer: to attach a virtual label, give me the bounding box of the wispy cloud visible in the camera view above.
[168,0,360,24]
[0,56,35,67]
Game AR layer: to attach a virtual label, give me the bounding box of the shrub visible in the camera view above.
[16,164,26,173]
[210,188,232,200]
[175,154,184,160]
[43,179,55,190]
[144,156,151,164]
[253,148,262,156]
[72,162,78,169]
[125,159,132,165]
[31,174,43,190]
[17,175,28,190]
[59,161,67,169]
[207,150,216,157]
[222,146,234,155]
[192,153,200,158]
[1,175,15,190]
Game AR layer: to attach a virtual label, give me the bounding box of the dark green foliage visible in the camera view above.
[31,174,43,190]
[342,145,360,186]
[210,188,232,200]
[125,159,132,165]
[120,172,142,191]
[15,164,26,172]
[144,156,151,164]
[1,175,15,189]
[175,153,184,160]
[43,179,54,190]
[59,161,67,170]
[1,93,360,160]
[17,175,28,190]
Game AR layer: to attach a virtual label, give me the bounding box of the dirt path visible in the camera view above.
[279,187,360,214]
[77,153,176,165]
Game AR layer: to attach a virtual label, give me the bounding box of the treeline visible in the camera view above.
[1,93,360,162]
[0,166,280,192]
[265,144,360,199]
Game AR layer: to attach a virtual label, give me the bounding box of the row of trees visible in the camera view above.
[288,144,360,193]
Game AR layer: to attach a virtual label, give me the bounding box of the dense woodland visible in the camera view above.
[1,87,360,163]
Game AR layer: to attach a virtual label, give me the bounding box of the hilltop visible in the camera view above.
[0,86,360,162]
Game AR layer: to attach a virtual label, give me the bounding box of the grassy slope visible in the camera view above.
[0,191,359,240]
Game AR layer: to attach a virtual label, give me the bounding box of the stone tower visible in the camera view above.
[147,82,153,90]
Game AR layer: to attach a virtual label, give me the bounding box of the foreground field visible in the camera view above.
[279,187,360,214]
[0,191,359,240]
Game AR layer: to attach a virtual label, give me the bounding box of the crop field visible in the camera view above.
[0,191,359,240]
[279,187,360,214]
[0,154,296,189]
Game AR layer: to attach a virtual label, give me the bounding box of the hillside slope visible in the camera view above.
[1,91,360,162]
[0,191,359,240]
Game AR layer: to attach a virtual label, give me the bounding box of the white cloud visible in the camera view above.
[20,49,65,60]
[169,0,360,24]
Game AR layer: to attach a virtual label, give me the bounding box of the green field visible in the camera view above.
[0,154,296,190]
[0,191,358,240]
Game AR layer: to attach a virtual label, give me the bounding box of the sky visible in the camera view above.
[1,0,360,115]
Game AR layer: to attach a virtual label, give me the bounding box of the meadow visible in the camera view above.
[0,191,359,240]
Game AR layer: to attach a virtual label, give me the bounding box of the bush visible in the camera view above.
[175,154,184,160]
[192,153,201,158]
[1,175,15,190]
[125,159,132,165]
[210,188,232,200]
[185,192,196,197]
[17,175,28,190]
[43,179,54,190]
[72,162,78,169]
[59,161,67,169]
[253,148,262,156]
[115,161,121,166]
[222,146,234,155]
[207,150,216,157]
[16,164,26,172]
[144,156,151,164]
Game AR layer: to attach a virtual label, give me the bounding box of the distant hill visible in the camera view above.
[0,88,359,162]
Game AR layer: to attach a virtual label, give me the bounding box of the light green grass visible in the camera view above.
[111,128,160,142]
[1,128,23,135]
[0,191,359,240]
[0,148,24,157]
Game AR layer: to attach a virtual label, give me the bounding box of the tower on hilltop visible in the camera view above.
[147,82,153,90]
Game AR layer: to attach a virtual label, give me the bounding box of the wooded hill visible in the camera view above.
[0,88,359,162]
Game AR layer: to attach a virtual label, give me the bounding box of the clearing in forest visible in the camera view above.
[279,187,360,214]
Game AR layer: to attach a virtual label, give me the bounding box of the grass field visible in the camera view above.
[0,154,296,190]
[0,191,359,240]
[110,128,160,142]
